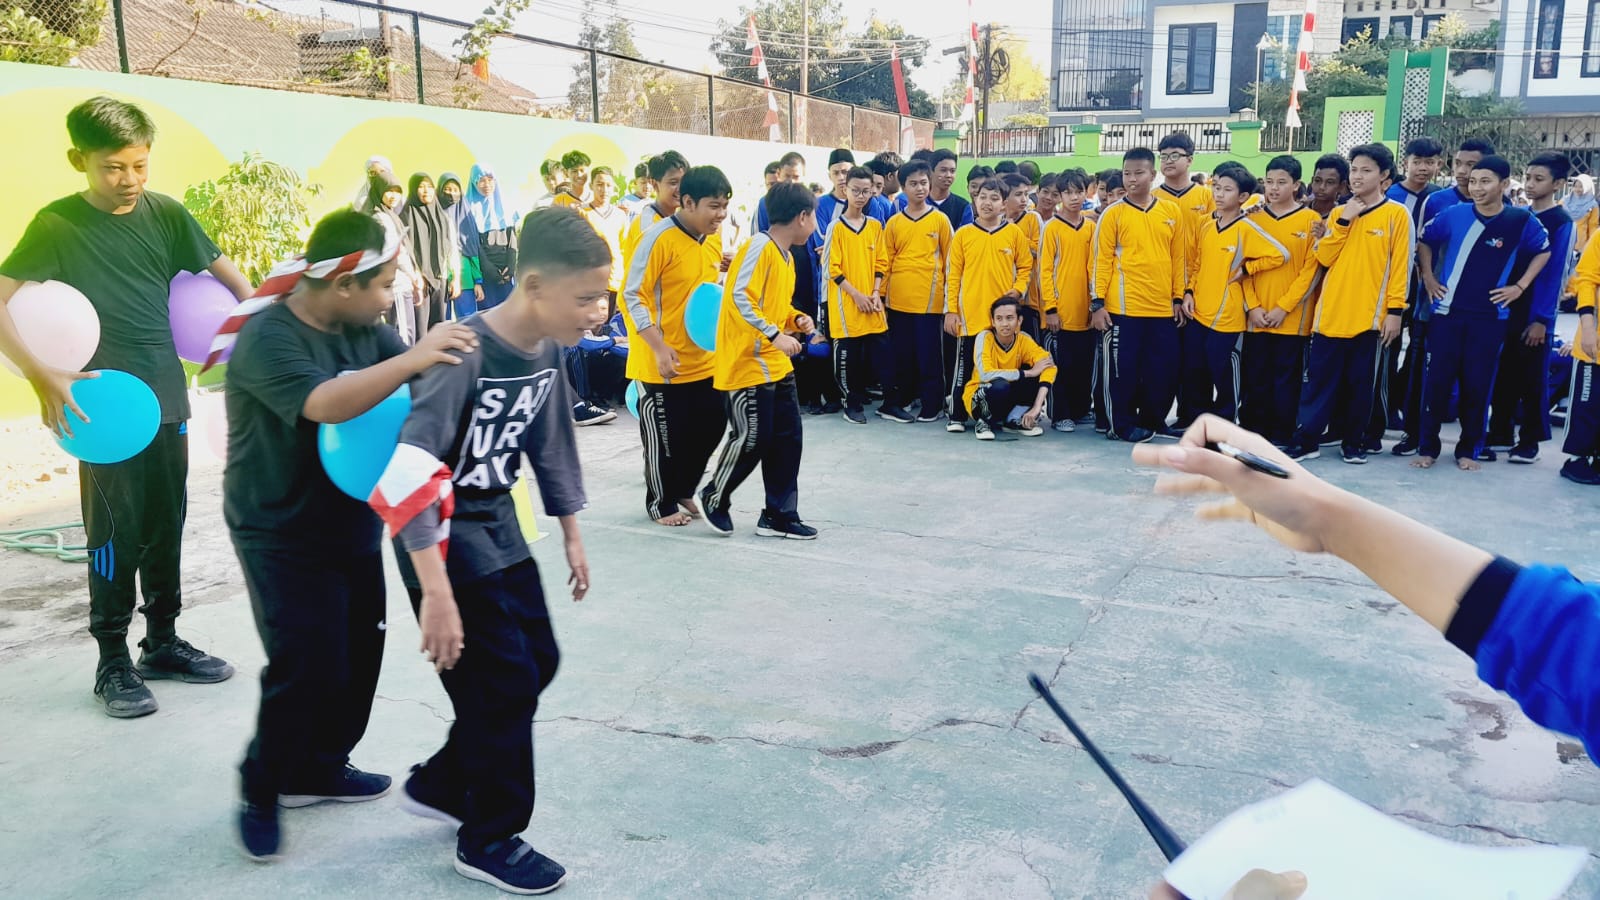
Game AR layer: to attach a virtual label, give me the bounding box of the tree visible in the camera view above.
[568,0,708,130]
[710,0,935,117]
[0,0,105,66]
[183,154,320,285]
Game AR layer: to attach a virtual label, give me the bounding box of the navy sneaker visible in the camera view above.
[915,411,944,424]
[1286,444,1320,462]
[238,802,281,863]
[137,636,234,684]
[1475,448,1499,463]
[1118,427,1155,443]
[573,403,616,426]
[1342,446,1368,465]
[1318,430,1344,447]
[94,662,158,719]
[1362,436,1383,454]
[1391,435,1419,457]
[876,404,914,423]
[842,408,867,425]
[699,486,733,537]
[279,764,392,808]
[821,401,843,414]
[1507,443,1539,464]
[804,403,825,416]
[456,838,568,895]
[756,511,818,540]
[398,764,466,829]
[1561,457,1600,485]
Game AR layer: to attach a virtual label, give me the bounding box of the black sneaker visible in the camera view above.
[756,511,818,540]
[94,662,158,719]
[238,802,281,863]
[1118,427,1155,443]
[1508,443,1539,464]
[1485,436,1514,453]
[915,411,944,424]
[573,403,617,426]
[1158,424,1188,440]
[1318,430,1344,447]
[1362,437,1383,453]
[805,403,825,416]
[1561,457,1600,485]
[455,837,568,895]
[1286,444,1320,461]
[699,486,733,537]
[876,405,914,423]
[1391,435,1419,457]
[842,408,867,425]
[398,764,465,829]
[821,401,843,414]
[1342,447,1368,465]
[136,636,235,684]
[1475,448,1498,463]
[279,764,392,808]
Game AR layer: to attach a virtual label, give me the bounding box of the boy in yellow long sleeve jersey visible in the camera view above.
[1287,144,1412,464]
[1003,172,1046,338]
[963,297,1057,440]
[700,182,820,539]
[1040,169,1096,430]
[1091,148,1191,443]
[1176,164,1287,425]
[944,177,1034,431]
[1560,233,1600,483]
[1239,155,1325,445]
[824,166,900,424]
[883,159,953,423]
[623,165,730,525]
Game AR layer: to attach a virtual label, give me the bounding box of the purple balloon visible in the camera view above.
[169,272,239,364]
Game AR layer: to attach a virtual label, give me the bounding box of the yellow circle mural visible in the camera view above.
[511,133,631,206]
[309,117,479,219]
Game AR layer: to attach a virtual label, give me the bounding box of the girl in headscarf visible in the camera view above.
[438,172,483,317]
[466,162,521,310]
[402,173,458,335]
[364,170,422,344]
[1568,174,1597,250]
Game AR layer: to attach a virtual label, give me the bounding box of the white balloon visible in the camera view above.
[1,280,100,376]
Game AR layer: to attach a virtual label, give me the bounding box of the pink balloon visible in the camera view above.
[0,281,100,375]
[190,389,229,464]
[170,272,239,364]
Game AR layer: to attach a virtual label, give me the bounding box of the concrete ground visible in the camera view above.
[2,393,1599,898]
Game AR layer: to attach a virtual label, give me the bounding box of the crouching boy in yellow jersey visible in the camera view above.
[624,165,730,525]
[963,297,1057,440]
[700,183,820,539]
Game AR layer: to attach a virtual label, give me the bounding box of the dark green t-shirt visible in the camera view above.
[0,191,222,422]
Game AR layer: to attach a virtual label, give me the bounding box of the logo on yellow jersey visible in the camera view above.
[1293,231,1309,240]
[1164,219,1177,228]
[1366,228,1386,238]
[1001,247,1013,256]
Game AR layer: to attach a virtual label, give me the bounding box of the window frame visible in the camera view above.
[1584,0,1600,77]
[1166,23,1218,95]
[1534,0,1564,79]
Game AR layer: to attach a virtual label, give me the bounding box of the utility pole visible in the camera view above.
[800,0,809,97]
[979,24,993,158]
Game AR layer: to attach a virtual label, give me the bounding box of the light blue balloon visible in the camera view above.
[318,384,412,500]
[54,370,160,465]
[625,380,641,418]
[685,281,722,353]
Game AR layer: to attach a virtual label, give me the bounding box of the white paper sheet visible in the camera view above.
[1162,779,1588,900]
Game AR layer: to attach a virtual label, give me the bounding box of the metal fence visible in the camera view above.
[1408,115,1597,178]
[1101,121,1230,154]
[961,126,1075,157]
[12,0,933,151]
[1259,121,1324,153]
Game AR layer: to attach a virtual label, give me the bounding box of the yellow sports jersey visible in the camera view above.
[1040,214,1094,330]
[622,214,719,384]
[1573,232,1600,363]
[621,203,668,273]
[1312,199,1413,339]
[961,329,1058,410]
[1014,211,1044,312]
[714,233,805,391]
[823,214,889,338]
[883,207,953,315]
[1158,182,1215,241]
[1248,205,1325,337]
[945,221,1035,337]
[1092,196,1190,318]
[551,190,585,210]
[582,203,630,293]
[1189,216,1287,333]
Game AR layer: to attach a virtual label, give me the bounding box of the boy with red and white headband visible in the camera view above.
[218,208,478,862]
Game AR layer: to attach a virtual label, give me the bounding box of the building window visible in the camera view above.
[1535,0,1563,78]
[1055,0,1147,110]
[1343,17,1379,42]
[1167,23,1217,94]
[1262,16,1301,80]
[1390,15,1414,41]
[1585,0,1600,76]
[1421,14,1445,36]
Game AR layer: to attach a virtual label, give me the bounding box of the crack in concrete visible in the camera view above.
[1137,563,1371,591]
[1016,838,1055,894]
[1011,606,1103,730]
[1128,752,1296,790]
[1384,809,1600,861]
[375,692,452,724]
[538,713,1019,760]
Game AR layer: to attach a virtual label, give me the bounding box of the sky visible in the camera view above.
[368,0,1054,110]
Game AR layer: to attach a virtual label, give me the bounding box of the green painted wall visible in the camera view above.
[0,62,856,421]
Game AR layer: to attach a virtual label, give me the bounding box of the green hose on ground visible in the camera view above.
[0,523,88,563]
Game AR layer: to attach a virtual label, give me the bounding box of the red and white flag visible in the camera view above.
[746,16,782,141]
[960,0,977,124]
[1287,0,1316,128]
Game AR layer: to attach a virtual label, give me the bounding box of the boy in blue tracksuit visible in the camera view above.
[1413,155,1550,470]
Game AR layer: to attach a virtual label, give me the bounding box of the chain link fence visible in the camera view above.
[6,0,934,151]
[1409,115,1596,179]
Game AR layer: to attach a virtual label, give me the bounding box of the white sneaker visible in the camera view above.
[946,420,965,433]
[1015,424,1044,437]
[974,421,995,441]
[1052,419,1076,433]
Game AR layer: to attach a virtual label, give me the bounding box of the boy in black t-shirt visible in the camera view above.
[371,207,604,895]
[0,97,252,718]
[221,209,479,861]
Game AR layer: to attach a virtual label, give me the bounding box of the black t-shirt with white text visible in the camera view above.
[0,192,221,422]
[223,302,407,553]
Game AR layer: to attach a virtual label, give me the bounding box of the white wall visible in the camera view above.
[1524,0,1597,98]
[1150,3,1236,111]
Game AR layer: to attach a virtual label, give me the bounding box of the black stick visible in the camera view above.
[1028,672,1188,862]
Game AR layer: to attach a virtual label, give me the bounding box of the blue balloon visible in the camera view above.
[54,370,160,464]
[625,380,641,418]
[685,281,722,353]
[318,385,412,500]
[805,338,831,359]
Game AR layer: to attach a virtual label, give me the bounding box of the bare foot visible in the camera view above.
[1411,456,1437,469]
[1456,457,1481,471]
[677,497,702,519]
[653,511,692,526]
